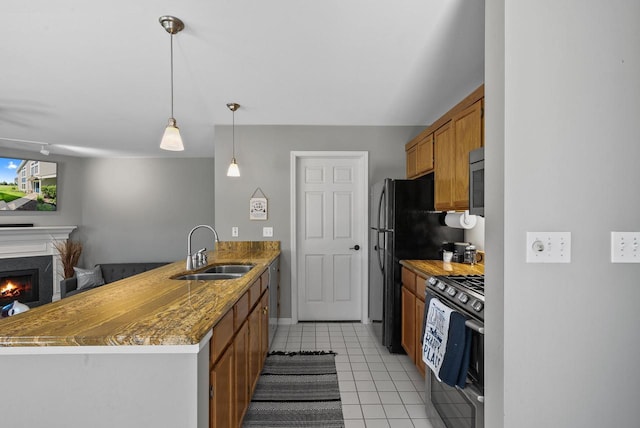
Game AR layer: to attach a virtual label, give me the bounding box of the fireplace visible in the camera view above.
[0,225,76,302]
[0,256,52,308]
[0,269,39,306]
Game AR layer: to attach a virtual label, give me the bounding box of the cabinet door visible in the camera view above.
[248,301,261,395]
[260,292,269,361]
[401,286,416,364]
[416,133,434,174]
[234,320,249,426]
[406,144,418,178]
[452,100,483,209]
[210,344,234,428]
[434,121,455,210]
[415,298,426,377]
[401,267,417,294]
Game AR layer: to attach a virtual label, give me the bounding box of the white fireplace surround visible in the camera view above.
[0,226,77,301]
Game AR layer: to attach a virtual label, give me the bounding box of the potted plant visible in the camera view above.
[53,239,82,279]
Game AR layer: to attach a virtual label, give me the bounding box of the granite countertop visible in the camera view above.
[0,241,280,347]
[400,259,485,277]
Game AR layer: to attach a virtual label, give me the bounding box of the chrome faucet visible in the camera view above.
[186,225,220,270]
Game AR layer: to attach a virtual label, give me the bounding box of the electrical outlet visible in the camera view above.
[526,232,571,263]
[611,232,640,263]
[263,227,273,237]
[231,227,239,237]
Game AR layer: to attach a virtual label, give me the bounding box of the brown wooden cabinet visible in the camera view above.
[401,286,416,363]
[405,132,434,179]
[405,85,484,210]
[406,143,418,178]
[248,287,262,396]
[434,121,455,210]
[400,266,427,377]
[210,268,270,428]
[260,292,269,361]
[415,297,426,377]
[434,99,483,211]
[210,342,234,428]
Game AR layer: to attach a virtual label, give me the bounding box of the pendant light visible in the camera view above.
[159,16,185,151]
[226,103,241,177]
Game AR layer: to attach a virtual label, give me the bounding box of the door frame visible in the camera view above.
[290,151,369,325]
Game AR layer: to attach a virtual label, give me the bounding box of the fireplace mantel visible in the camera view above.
[0,226,77,300]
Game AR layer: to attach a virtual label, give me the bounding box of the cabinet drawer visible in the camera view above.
[235,291,249,330]
[401,267,417,294]
[260,270,269,294]
[249,279,261,309]
[211,309,234,364]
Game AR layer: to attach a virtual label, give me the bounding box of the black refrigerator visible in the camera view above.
[369,174,463,353]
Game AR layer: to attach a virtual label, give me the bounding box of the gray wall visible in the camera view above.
[77,158,215,267]
[214,125,419,319]
[486,1,640,427]
[0,154,215,268]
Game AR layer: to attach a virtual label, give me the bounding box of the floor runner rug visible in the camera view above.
[242,351,344,428]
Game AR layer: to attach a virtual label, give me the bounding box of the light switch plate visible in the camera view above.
[526,232,571,263]
[263,227,273,237]
[611,232,640,263]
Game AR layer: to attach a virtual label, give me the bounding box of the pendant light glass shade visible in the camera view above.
[160,118,184,151]
[159,16,185,152]
[227,158,240,177]
[226,102,241,177]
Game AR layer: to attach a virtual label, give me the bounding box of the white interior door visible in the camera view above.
[293,153,367,321]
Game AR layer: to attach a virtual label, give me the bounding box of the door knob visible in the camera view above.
[350,245,360,251]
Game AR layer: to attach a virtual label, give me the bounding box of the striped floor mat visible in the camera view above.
[242,351,344,428]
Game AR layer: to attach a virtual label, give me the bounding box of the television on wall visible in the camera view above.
[0,157,58,211]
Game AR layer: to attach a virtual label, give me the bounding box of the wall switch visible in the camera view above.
[526,232,571,263]
[231,227,239,237]
[263,227,273,237]
[611,232,640,263]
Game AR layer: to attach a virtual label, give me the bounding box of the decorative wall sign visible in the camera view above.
[250,188,268,220]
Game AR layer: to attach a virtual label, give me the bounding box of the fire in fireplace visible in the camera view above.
[0,269,39,306]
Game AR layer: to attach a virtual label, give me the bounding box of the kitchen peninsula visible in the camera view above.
[0,241,280,428]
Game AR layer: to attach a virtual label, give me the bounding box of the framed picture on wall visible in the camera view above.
[249,197,267,220]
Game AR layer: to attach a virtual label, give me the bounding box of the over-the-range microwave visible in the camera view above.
[469,147,484,216]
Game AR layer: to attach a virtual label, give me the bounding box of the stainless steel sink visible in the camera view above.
[202,264,254,274]
[172,273,244,281]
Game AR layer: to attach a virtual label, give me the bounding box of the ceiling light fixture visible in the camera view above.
[226,103,241,177]
[159,16,185,152]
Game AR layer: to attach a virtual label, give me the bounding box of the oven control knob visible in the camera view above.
[436,280,446,291]
[446,286,456,297]
[471,300,484,312]
[428,277,438,286]
[458,293,469,304]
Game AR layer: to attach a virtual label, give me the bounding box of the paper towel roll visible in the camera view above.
[444,211,477,229]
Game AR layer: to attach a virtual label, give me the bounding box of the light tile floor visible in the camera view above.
[270,322,439,428]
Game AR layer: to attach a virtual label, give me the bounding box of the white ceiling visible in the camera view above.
[1,0,484,158]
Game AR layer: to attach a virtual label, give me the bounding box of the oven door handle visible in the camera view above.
[456,383,485,404]
[465,319,485,335]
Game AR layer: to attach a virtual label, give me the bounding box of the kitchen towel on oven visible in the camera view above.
[422,295,472,388]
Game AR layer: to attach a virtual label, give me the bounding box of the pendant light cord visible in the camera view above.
[170,33,174,119]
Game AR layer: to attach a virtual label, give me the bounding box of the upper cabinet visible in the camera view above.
[406,132,434,179]
[406,85,484,211]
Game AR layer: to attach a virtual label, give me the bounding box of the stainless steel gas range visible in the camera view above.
[424,274,485,428]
